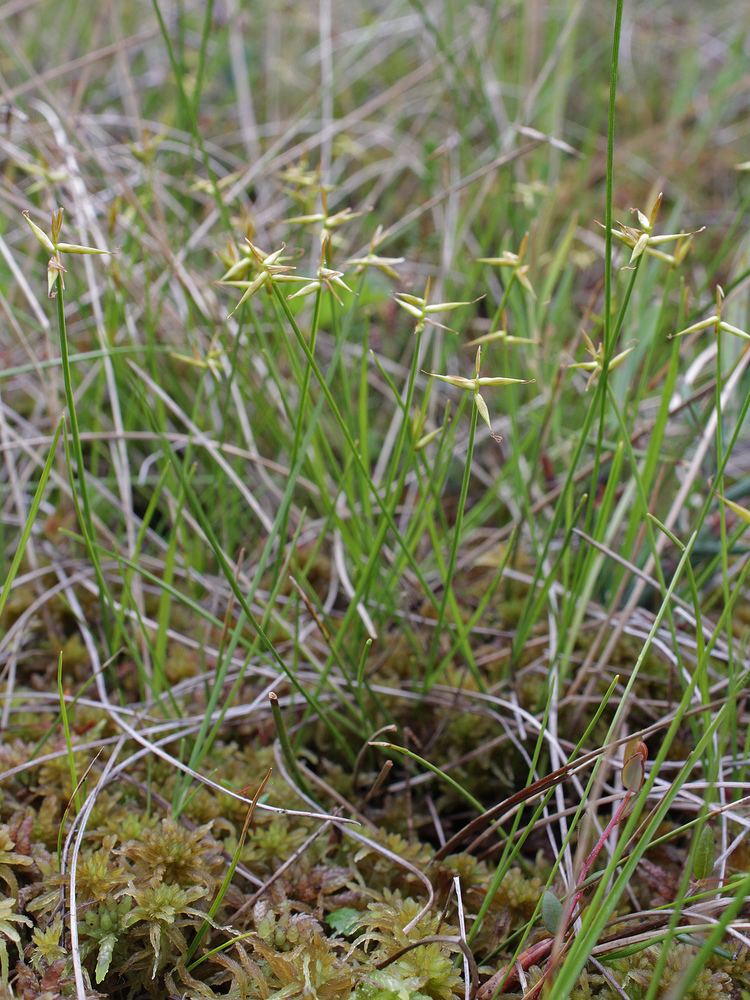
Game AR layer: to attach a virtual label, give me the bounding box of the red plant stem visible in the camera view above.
[567,790,633,923]
[476,939,554,999]
[478,790,635,999]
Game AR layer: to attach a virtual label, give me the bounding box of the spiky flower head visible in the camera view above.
[395,279,480,335]
[567,332,634,389]
[22,208,111,298]
[219,240,312,317]
[426,346,533,433]
[286,187,362,246]
[287,263,353,305]
[670,285,750,342]
[602,192,704,267]
[347,225,404,282]
[477,232,534,296]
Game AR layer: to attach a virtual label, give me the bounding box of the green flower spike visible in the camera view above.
[426,345,533,433]
[23,207,111,298]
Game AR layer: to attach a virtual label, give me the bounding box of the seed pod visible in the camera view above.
[622,739,648,794]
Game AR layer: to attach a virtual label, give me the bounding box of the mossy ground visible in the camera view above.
[2,580,748,998]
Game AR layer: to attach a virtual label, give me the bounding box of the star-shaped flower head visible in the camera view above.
[279,157,321,204]
[568,332,634,390]
[669,285,750,342]
[23,207,111,298]
[218,240,312,317]
[286,188,362,247]
[347,225,404,282]
[477,232,534,297]
[287,263,353,306]
[395,278,481,335]
[603,192,704,267]
[426,346,534,433]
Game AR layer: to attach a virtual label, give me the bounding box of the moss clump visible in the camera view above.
[607,944,735,1000]
[123,818,223,888]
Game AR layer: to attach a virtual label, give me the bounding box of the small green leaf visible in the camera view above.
[95,933,117,983]
[541,890,563,934]
[326,907,362,936]
[692,825,715,882]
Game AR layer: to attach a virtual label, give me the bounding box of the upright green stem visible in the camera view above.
[272,284,442,615]
[426,399,478,683]
[56,277,94,538]
[487,271,517,333]
[273,288,323,574]
[714,321,732,661]
[57,651,82,814]
[603,1,624,356]
[55,275,112,645]
[320,327,424,683]
[269,691,312,799]
[509,0,626,665]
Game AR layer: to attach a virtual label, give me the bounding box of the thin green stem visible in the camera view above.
[426,399,478,681]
